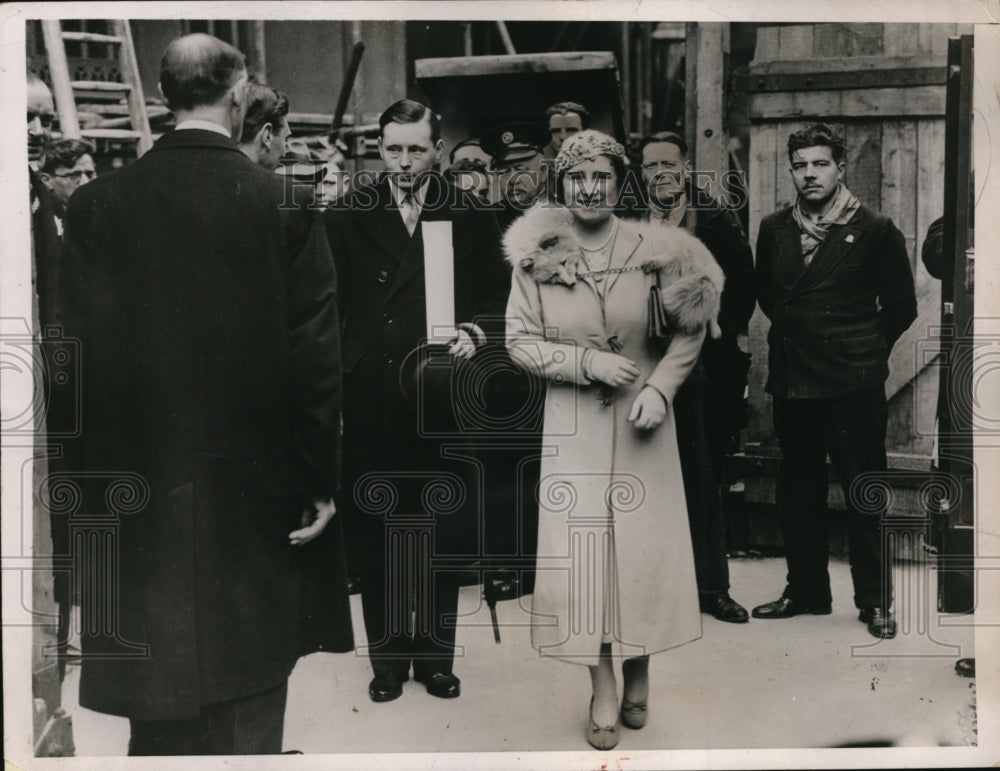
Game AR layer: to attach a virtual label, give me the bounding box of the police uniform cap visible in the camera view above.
[481,122,549,165]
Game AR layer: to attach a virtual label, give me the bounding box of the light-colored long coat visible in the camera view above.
[504,206,724,665]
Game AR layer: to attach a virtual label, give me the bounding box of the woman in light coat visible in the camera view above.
[504,130,724,749]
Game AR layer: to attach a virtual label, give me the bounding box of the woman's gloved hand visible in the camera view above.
[585,350,640,387]
[627,386,668,430]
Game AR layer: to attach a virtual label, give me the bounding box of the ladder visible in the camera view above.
[40,20,153,157]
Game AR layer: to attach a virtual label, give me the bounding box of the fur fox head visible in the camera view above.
[517,231,581,287]
[503,206,582,286]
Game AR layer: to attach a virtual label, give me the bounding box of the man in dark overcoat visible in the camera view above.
[752,123,917,638]
[57,34,351,755]
[636,131,756,623]
[325,99,508,703]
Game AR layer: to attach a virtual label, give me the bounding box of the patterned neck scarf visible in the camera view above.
[792,184,860,266]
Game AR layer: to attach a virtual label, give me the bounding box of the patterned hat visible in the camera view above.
[553,129,629,175]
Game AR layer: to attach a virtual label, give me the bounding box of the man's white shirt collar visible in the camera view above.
[174,119,231,138]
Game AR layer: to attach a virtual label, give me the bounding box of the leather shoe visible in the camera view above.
[489,577,520,601]
[414,671,461,699]
[700,594,749,623]
[752,596,832,619]
[368,673,406,702]
[346,575,361,595]
[859,607,896,639]
[955,658,975,678]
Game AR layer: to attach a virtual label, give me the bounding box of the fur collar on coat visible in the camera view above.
[503,205,725,338]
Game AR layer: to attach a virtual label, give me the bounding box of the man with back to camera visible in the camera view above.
[237,82,292,171]
[57,33,352,754]
[637,131,755,623]
[325,98,508,703]
[752,123,917,639]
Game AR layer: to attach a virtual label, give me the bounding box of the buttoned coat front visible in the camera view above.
[505,208,723,664]
[324,177,508,557]
[755,204,917,400]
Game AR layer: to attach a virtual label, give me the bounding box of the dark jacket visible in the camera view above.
[639,188,755,444]
[59,129,352,720]
[324,176,508,551]
[755,203,917,400]
[30,167,62,329]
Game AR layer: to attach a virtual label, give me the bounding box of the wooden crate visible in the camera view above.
[415,51,625,156]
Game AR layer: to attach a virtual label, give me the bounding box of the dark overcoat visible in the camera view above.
[324,176,508,559]
[58,129,352,721]
[755,204,917,400]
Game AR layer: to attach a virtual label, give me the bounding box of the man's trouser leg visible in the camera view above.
[774,397,833,606]
[824,388,892,610]
[358,514,413,679]
[675,382,730,598]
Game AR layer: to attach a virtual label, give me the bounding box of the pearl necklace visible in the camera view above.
[579,217,619,253]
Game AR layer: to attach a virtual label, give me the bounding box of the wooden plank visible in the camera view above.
[880,121,918,265]
[813,23,884,58]
[917,23,938,56]
[883,23,921,56]
[749,123,778,246]
[915,118,946,328]
[851,23,886,56]
[752,25,780,64]
[687,22,728,200]
[777,25,813,60]
[749,85,946,120]
[747,123,778,446]
[811,23,845,58]
[748,54,946,76]
[885,364,937,456]
[740,65,946,93]
[930,25,956,56]
[886,280,939,399]
[844,122,882,211]
[813,23,883,58]
[414,51,617,79]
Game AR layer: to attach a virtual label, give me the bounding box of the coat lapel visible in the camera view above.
[793,222,863,293]
[383,176,459,307]
[774,221,807,287]
[357,179,411,265]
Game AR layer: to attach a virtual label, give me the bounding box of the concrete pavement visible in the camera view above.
[62,556,977,757]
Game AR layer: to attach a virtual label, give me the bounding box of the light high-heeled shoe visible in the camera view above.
[621,657,648,729]
[620,698,648,729]
[587,696,619,750]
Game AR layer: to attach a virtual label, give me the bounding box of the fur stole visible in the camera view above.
[503,205,725,338]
